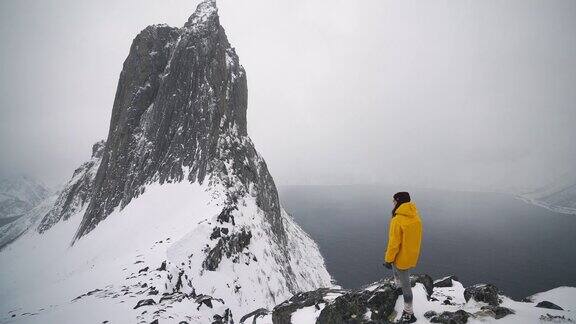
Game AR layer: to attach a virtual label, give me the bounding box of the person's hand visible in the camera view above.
[383,262,392,269]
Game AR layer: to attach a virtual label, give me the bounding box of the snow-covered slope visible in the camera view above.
[0,141,104,250]
[0,180,330,323]
[518,171,576,215]
[0,1,332,323]
[0,175,50,220]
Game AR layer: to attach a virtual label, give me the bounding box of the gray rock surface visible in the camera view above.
[464,283,501,307]
[270,279,400,324]
[536,300,564,310]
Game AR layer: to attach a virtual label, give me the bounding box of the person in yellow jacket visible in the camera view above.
[384,191,422,324]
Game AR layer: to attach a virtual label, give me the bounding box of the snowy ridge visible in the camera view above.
[0,180,332,323]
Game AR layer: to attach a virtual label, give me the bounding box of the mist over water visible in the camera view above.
[279,184,576,299]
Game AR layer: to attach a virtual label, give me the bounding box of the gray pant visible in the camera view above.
[392,264,413,307]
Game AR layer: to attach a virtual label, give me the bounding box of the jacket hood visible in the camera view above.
[394,201,419,218]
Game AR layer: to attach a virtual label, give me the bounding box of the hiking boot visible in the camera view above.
[396,310,417,323]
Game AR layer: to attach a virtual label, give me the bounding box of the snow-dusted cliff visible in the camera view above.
[0,1,332,322]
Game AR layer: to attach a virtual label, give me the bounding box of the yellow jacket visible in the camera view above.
[385,201,423,270]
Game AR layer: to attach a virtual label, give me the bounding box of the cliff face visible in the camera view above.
[75,0,282,242]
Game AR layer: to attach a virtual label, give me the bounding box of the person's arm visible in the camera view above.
[384,217,402,263]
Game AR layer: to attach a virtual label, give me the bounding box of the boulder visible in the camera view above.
[428,310,471,324]
[316,281,399,324]
[479,305,515,319]
[464,284,500,306]
[535,301,564,310]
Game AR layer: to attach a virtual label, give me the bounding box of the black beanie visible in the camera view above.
[391,191,411,217]
[393,191,411,204]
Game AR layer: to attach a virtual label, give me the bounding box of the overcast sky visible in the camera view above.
[1,0,575,193]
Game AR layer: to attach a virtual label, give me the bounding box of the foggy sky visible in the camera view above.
[1,0,575,193]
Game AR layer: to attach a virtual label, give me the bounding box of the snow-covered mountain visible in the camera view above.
[0,1,331,322]
[517,171,576,215]
[0,175,50,220]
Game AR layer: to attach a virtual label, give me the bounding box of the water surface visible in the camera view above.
[279,184,576,299]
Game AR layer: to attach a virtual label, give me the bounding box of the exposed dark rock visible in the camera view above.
[536,301,564,310]
[174,270,184,292]
[429,310,471,324]
[210,227,222,240]
[317,281,399,324]
[240,308,269,323]
[217,206,237,225]
[202,228,252,271]
[434,275,459,288]
[156,261,166,271]
[272,288,343,324]
[480,305,515,319]
[212,308,233,324]
[464,284,500,306]
[148,286,159,295]
[139,266,149,273]
[150,320,158,324]
[195,294,224,311]
[134,298,156,309]
[539,313,575,322]
[158,292,187,303]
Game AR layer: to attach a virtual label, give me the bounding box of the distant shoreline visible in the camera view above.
[515,195,576,216]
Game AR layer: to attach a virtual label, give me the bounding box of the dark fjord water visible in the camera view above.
[279,184,576,300]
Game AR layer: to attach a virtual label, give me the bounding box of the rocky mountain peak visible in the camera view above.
[71,0,273,243]
[184,0,219,28]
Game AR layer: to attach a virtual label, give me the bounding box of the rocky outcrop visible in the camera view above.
[249,274,524,324]
[202,227,252,271]
[424,309,471,324]
[536,301,564,310]
[463,284,501,307]
[272,288,346,324]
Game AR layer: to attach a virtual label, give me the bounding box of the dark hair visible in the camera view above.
[391,191,411,216]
